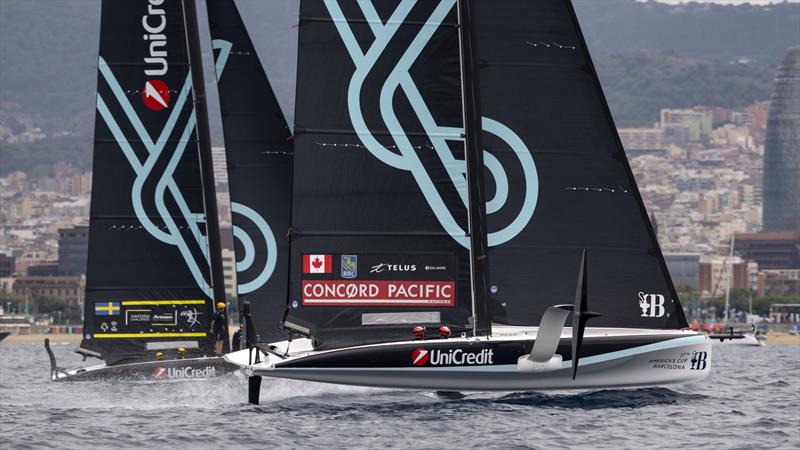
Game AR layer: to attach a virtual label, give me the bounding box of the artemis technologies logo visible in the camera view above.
[411,348,494,367]
[638,292,668,318]
[142,0,170,110]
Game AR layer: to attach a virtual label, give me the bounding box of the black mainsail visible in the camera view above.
[284,0,478,349]
[80,0,223,364]
[208,0,294,344]
[472,0,686,329]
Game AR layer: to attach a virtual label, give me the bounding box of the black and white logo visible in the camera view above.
[179,308,202,329]
[370,263,417,273]
[690,351,708,370]
[638,292,666,318]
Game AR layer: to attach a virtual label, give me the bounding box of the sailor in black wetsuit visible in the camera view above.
[231,324,243,351]
[210,302,227,355]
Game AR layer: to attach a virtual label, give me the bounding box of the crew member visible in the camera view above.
[231,324,243,351]
[210,302,227,355]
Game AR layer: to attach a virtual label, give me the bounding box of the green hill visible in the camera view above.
[596,49,776,127]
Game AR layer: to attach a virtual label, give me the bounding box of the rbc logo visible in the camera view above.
[638,292,666,317]
[690,351,708,370]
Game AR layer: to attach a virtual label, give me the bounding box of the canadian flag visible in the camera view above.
[303,254,332,274]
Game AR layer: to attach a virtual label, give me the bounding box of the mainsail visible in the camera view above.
[285,0,477,349]
[81,0,222,364]
[208,0,294,344]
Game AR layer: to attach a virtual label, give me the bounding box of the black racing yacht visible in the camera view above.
[219,0,712,403]
[46,0,236,381]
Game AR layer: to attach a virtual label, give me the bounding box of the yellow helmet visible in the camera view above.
[177,347,186,353]
[216,302,226,310]
[155,352,164,360]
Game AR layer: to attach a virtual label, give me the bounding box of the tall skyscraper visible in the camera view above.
[763,46,800,232]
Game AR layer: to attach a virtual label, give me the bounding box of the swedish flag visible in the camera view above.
[95,301,121,316]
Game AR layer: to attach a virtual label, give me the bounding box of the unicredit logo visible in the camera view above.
[412,348,429,366]
[153,366,216,379]
[411,348,494,366]
[143,80,170,111]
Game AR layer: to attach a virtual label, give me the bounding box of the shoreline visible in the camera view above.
[2,332,799,346]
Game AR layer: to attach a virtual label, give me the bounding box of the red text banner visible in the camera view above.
[302,280,455,307]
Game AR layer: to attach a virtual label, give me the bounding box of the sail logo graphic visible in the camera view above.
[94,41,238,298]
[142,80,170,111]
[638,292,667,318]
[412,348,430,366]
[211,39,278,295]
[411,348,494,366]
[324,0,539,248]
[690,351,708,370]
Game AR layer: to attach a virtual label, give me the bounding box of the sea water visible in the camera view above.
[1,342,798,449]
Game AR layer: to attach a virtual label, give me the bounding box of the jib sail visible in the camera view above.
[208,0,294,344]
[471,0,686,329]
[80,0,222,364]
[284,0,480,349]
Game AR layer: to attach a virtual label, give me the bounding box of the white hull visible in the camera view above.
[227,327,711,391]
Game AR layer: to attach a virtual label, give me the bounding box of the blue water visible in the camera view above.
[1,342,798,449]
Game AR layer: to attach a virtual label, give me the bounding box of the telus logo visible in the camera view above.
[411,348,494,367]
[142,0,170,110]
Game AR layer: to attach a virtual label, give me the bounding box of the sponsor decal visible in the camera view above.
[303,254,332,274]
[98,321,119,333]
[302,280,455,306]
[95,301,121,316]
[370,263,416,273]
[125,309,151,325]
[152,310,177,326]
[142,80,170,111]
[638,292,668,318]
[142,0,168,76]
[649,351,694,370]
[142,0,170,110]
[412,348,429,366]
[153,366,217,380]
[341,255,358,279]
[179,308,203,329]
[412,348,494,366]
[424,265,447,272]
[690,351,708,370]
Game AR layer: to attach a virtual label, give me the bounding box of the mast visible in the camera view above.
[182,0,226,305]
[457,0,491,335]
[724,235,735,323]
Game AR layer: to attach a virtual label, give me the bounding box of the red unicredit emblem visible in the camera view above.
[439,326,452,338]
[412,348,429,366]
[142,79,171,111]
